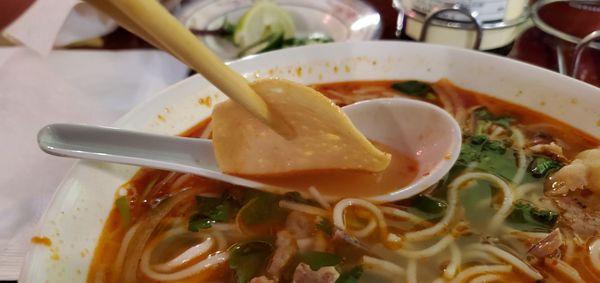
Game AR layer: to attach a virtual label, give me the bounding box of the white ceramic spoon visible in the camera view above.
[38,98,461,202]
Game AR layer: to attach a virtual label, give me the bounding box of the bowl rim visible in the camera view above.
[20,40,600,282]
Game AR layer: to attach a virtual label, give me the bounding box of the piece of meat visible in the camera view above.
[528,228,563,258]
[546,148,600,196]
[267,230,298,279]
[297,232,329,253]
[250,276,275,283]
[285,211,315,238]
[529,142,567,162]
[292,263,340,283]
[554,195,600,239]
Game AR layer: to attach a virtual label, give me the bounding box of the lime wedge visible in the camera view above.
[238,32,284,58]
[233,0,295,48]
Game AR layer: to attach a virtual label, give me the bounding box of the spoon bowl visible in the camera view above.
[38,97,461,202]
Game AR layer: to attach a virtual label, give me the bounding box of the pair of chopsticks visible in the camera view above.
[83,0,272,126]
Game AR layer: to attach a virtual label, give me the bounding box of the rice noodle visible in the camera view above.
[120,188,203,283]
[468,274,503,283]
[514,182,542,199]
[140,251,228,281]
[406,259,417,283]
[279,200,329,217]
[544,258,584,282]
[451,265,512,283]
[456,172,513,232]
[402,172,512,241]
[362,255,405,275]
[169,174,196,191]
[351,86,389,95]
[333,198,387,240]
[469,244,543,280]
[151,172,180,194]
[402,179,458,241]
[501,227,549,240]
[564,232,575,262]
[462,249,502,264]
[113,224,139,278]
[511,127,527,186]
[152,237,215,273]
[308,186,331,210]
[489,126,505,139]
[380,206,424,224]
[395,235,455,259]
[589,238,600,272]
[351,217,378,238]
[444,242,461,279]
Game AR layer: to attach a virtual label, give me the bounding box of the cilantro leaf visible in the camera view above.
[301,251,342,271]
[188,195,235,231]
[506,201,558,232]
[229,241,273,283]
[391,81,437,100]
[239,193,287,226]
[316,217,333,236]
[456,135,519,180]
[408,195,447,220]
[473,107,514,132]
[529,156,562,178]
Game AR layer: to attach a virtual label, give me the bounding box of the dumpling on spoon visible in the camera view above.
[211,79,391,176]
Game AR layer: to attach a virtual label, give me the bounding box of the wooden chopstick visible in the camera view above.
[85,0,273,127]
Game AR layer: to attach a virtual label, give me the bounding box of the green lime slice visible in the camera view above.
[237,32,284,57]
[233,0,295,48]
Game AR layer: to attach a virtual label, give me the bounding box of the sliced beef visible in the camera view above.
[553,194,600,239]
[292,263,340,283]
[285,211,315,238]
[528,228,563,258]
[249,276,275,283]
[267,230,298,279]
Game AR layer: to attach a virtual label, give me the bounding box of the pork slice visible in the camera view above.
[267,230,298,279]
[554,195,600,239]
[249,276,276,283]
[528,228,563,258]
[286,211,315,238]
[292,263,340,283]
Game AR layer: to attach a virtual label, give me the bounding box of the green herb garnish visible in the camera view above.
[408,195,447,220]
[239,193,286,226]
[301,251,342,271]
[391,81,437,100]
[457,135,519,180]
[529,156,562,178]
[506,201,558,232]
[316,217,334,236]
[188,195,236,231]
[229,241,273,283]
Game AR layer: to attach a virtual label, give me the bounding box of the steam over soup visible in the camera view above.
[88,79,600,283]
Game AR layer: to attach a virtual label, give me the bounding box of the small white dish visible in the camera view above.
[178,0,382,59]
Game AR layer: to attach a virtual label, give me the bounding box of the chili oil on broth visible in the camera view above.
[88,79,600,283]
[245,142,419,198]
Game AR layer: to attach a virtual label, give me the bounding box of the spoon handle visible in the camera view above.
[38,124,218,173]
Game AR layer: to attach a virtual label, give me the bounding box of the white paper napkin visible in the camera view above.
[0,47,188,280]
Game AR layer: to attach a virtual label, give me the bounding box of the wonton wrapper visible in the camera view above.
[211,79,391,176]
